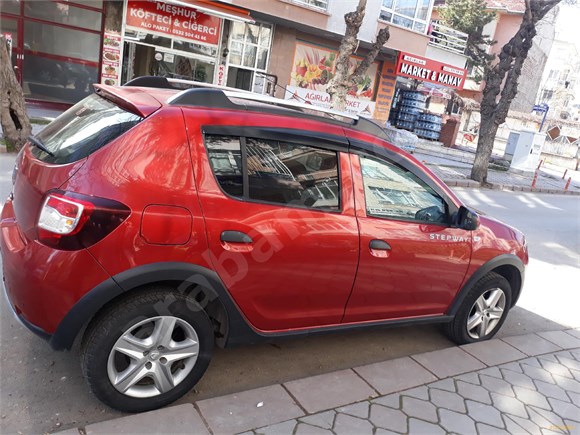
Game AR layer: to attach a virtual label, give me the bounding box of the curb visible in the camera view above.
[443,179,580,195]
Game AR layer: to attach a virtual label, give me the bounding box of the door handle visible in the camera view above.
[369,239,391,250]
[220,230,253,244]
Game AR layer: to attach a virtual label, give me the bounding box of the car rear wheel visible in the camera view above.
[445,272,512,345]
[81,287,213,412]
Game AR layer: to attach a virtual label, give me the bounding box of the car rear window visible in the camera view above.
[30,94,142,164]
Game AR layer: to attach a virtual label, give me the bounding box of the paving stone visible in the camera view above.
[298,411,336,430]
[502,369,537,390]
[401,396,438,423]
[539,359,574,379]
[538,331,580,350]
[429,388,466,413]
[197,385,303,434]
[479,366,503,379]
[332,414,374,435]
[461,339,527,366]
[534,380,570,402]
[539,353,560,363]
[255,419,297,435]
[503,414,528,434]
[54,429,80,435]
[502,334,562,356]
[84,404,208,435]
[513,385,551,410]
[400,386,429,400]
[456,380,492,404]
[553,374,580,394]
[491,392,528,418]
[569,392,580,407]
[564,419,580,435]
[336,402,369,419]
[408,418,445,434]
[354,357,436,395]
[521,357,543,368]
[371,394,401,409]
[369,404,407,433]
[476,422,511,435]
[528,406,569,432]
[429,378,456,392]
[522,363,557,384]
[499,361,524,374]
[547,398,580,421]
[529,405,568,431]
[506,414,542,433]
[438,409,477,435]
[480,374,515,397]
[556,356,580,372]
[466,400,504,428]
[541,428,564,435]
[566,329,580,340]
[412,347,485,379]
[456,372,481,385]
[374,429,400,435]
[284,369,375,414]
[295,423,333,435]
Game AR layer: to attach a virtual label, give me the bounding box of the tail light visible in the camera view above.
[37,190,130,250]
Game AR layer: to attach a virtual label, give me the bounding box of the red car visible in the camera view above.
[1,77,528,412]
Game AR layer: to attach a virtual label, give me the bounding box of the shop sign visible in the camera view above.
[285,86,376,117]
[217,64,226,86]
[101,31,122,85]
[126,0,221,45]
[373,61,397,123]
[396,52,466,90]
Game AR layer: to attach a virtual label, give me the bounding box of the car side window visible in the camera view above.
[360,155,448,223]
[205,134,340,211]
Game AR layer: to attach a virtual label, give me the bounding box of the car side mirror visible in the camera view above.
[457,206,480,231]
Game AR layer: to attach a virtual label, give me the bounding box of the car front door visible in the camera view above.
[187,118,359,332]
[343,152,472,323]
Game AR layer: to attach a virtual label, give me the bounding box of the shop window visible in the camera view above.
[24,2,102,32]
[1,0,20,15]
[24,21,101,63]
[227,22,273,93]
[290,0,329,12]
[380,0,431,34]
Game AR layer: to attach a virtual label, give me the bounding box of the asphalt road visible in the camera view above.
[0,150,578,433]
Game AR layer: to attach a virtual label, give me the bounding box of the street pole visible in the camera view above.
[539,107,549,132]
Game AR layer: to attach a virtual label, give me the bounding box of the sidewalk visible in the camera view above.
[413,140,580,195]
[56,329,580,435]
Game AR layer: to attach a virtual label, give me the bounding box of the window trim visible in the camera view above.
[202,128,345,213]
[379,0,433,35]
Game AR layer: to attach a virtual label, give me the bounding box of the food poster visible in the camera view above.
[101,31,122,85]
[289,41,379,102]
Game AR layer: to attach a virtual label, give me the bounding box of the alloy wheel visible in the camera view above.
[466,288,506,340]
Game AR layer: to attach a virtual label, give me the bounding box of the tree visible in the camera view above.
[471,0,561,183]
[0,35,30,151]
[438,0,496,82]
[327,0,390,111]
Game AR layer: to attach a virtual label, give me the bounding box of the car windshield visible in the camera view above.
[31,94,142,164]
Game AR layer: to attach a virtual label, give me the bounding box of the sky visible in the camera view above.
[555,3,580,48]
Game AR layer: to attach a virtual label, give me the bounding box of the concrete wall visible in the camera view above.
[425,45,467,69]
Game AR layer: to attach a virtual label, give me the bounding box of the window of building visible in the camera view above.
[205,135,340,210]
[226,22,273,93]
[380,0,432,34]
[290,0,329,11]
[548,69,559,79]
[540,89,554,102]
[360,156,446,222]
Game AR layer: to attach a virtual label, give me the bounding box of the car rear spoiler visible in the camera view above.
[93,84,162,118]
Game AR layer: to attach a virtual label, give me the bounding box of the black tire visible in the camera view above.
[81,287,214,412]
[445,272,512,345]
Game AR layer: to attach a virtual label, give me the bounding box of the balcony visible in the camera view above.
[428,21,468,55]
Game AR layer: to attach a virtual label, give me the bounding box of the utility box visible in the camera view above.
[507,130,545,174]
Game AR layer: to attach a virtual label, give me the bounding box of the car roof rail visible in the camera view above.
[125,75,359,121]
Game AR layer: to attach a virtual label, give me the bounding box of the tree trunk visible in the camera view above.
[0,36,31,152]
[470,0,561,182]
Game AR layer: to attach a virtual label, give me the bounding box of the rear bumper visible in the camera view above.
[2,276,51,341]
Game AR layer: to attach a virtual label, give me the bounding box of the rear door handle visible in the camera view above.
[369,239,391,250]
[220,230,253,244]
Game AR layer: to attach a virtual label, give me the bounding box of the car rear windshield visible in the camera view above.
[30,94,142,164]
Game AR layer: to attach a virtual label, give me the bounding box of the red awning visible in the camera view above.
[167,0,254,23]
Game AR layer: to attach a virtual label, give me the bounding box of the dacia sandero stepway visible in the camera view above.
[1,76,528,412]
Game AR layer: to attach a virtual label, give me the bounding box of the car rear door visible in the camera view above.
[185,110,359,332]
[343,146,472,323]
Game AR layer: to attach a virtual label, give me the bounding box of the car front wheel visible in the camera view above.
[81,287,213,412]
[445,272,512,345]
